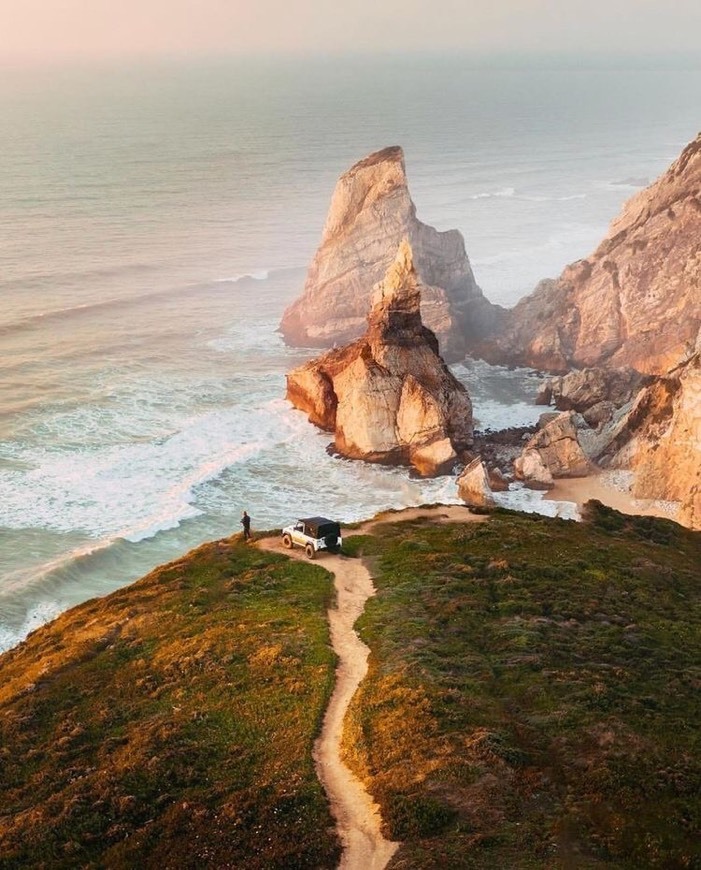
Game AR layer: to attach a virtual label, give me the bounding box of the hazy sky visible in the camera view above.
[2,0,700,64]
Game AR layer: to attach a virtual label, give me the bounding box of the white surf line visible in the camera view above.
[259,537,398,870]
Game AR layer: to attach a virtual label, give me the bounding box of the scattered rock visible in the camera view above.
[457,458,495,507]
[488,467,510,492]
[515,411,591,484]
[538,412,560,429]
[540,367,649,415]
[535,382,553,405]
[513,450,554,490]
[582,400,617,429]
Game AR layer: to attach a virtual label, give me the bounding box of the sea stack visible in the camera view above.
[480,132,701,375]
[279,146,502,361]
[286,239,473,476]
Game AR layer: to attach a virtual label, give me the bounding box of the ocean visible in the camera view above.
[1,55,699,651]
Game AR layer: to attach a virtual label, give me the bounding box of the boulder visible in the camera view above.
[582,400,617,429]
[513,450,554,490]
[412,438,457,478]
[535,382,553,406]
[457,458,495,507]
[279,146,502,361]
[286,239,473,476]
[541,367,648,414]
[515,411,591,483]
[480,133,701,375]
[488,467,510,492]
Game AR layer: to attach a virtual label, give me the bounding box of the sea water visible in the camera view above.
[1,55,699,650]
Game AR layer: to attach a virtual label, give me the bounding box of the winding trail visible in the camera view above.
[259,505,485,870]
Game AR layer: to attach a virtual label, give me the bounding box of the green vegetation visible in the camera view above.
[0,535,340,869]
[3,504,700,869]
[344,503,701,869]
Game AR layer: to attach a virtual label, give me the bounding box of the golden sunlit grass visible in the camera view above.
[0,534,340,869]
[343,503,701,868]
[2,505,700,868]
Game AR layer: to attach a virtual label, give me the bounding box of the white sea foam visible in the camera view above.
[2,59,698,659]
[0,400,286,541]
[0,600,67,653]
[451,360,544,431]
[214,270,271,283]
[494,484,580,521]
[519,193,587,202]
[469,186,516,200]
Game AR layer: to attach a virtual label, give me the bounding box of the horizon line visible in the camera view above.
[2,47,700,73]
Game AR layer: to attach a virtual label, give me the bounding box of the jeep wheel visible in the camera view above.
[282,533,292,549]
[305,543,315,560]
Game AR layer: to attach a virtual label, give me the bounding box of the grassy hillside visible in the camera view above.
[343,504,701,869]
[2,505,699,869]
[0,535,340,869]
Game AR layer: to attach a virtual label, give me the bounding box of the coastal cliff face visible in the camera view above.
[279,146,502,361]
[286,240,473,476]
[606,353,701,530]
[482,133,701,375]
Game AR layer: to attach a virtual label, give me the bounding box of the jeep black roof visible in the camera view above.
[298,517,341,536]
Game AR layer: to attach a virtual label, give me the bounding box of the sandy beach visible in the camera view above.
[545,473,680,523]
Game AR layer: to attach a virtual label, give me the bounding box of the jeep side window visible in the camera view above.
[295,522,303,531]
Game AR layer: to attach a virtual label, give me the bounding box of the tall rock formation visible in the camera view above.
[481,133,701,375]
[286,240,473,477]
[280,146,502,361]
[604,353,701,530]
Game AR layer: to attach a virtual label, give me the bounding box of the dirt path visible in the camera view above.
[258,505,485,869]
[260,535,398,869]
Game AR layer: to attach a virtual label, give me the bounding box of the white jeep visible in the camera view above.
[281,516,343,559]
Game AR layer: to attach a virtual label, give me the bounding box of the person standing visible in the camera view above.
[240,510,251,541]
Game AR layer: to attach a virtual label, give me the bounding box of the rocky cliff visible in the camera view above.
[280,146,502,361]
[482,133,701,375]
[286,239,473,476]
[605,353,701,530]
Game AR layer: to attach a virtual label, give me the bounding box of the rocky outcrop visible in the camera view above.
[536,367,650,429]
[286,240,473,476]
[604,353,701,529]
[457,458,495,507]
[482,133,701,375]
[280,146,502,361]
[514,412,591,488]
[537,367,647,413]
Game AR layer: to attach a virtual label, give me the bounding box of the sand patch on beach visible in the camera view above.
[546,473,680,523]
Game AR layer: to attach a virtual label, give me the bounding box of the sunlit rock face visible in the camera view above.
[285,240,473,477]
[514,411,591,488]
[480,133,701,375]
[279,146,502,362]
[604,353,701,530]
[457,458,495,507]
